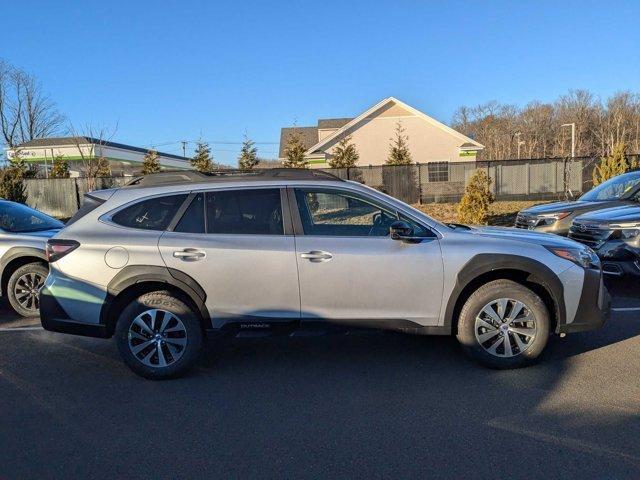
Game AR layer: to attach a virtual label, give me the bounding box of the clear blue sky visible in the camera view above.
[4,0,639,166]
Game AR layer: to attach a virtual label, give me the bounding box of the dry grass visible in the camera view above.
[413,200,551,226]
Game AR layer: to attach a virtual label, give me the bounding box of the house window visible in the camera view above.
[427,162,449,182]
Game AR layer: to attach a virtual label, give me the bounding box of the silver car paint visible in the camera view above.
[0,228,60,297]
[0,230,54,260]
[556,265,585,322]
[294,234,443,325]
[46,196,175,324]
[48,178,588,327]
[159,231,300,325]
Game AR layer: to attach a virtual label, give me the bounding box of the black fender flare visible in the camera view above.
[100,265,209,331]
[442,253,566,332]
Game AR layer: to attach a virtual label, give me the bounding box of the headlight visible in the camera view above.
[610,222,640,240]
[621,229,640,240]
[537,212,572,226]
[545,246,600,269]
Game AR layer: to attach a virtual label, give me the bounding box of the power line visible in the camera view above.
[144,139,280,148]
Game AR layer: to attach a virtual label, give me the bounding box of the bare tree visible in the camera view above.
[0,59,65,151]
[452,89,640,160]
[554,90,599,157]
[68,123,118,190]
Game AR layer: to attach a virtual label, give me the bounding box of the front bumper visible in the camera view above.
[557,268,610,334]
[600,258,640,277]
[595,241,640,277]
[40,286,110,338]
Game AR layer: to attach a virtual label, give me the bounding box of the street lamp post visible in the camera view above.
[561,123,577,200]
[515,132,525,159]
[561,123,576,158]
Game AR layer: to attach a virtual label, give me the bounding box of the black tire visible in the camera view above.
[456,279,550,369]
[7,262,48,318]
[115,291,203,380]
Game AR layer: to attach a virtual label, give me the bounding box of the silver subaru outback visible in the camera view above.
[40,169,610,379]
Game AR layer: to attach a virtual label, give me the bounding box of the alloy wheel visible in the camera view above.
[128,309,188,368]
[14,272,45,312]
[474,298,537,358]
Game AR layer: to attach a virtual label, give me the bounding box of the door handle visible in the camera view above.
[173,248,206,260]
[300,250,333,262]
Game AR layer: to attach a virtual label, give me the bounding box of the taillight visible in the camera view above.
[46,239,80,263]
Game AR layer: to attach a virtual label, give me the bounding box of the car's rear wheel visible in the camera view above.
[456,279,550,369]
[7,262,48,317]
[115,291,203,380]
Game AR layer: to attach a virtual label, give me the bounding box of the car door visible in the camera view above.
[290,186,444,327]
[158,187,300,327]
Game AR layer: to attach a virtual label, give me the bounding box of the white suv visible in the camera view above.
[40,169,610,379]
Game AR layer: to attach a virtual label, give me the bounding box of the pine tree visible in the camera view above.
[387,122,412,165]
[282,130,308,168]
[457,170,495,225]
[592,142,635,186]
[142,149,161,174]
[238,134,259,171]
[50,155,70,178]
[329,135,359,168]
[191,142,215,173]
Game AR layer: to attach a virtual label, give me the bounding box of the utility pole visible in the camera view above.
[561,123,576,158]
[181,141,188,158]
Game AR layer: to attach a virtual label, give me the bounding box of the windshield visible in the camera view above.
[580,171,640,201]
[0,202,63,233]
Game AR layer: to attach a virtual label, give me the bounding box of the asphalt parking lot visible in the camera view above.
[0,280,638,479]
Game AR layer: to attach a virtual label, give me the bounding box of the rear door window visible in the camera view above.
[111,194,187,231]
[174,193,205,234]
[206,189,283,235]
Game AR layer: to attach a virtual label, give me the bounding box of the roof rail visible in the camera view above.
[125,168,343,188]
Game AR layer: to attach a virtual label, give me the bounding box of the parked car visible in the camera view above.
[40,169,610,379]
[0,200,63,317]
[515,170,640,235]
[568,205,640,277]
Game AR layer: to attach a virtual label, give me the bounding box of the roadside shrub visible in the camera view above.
[457,169,494,225]
[592,142,637,186]
[50,155,70,178]
[0,164,27,203]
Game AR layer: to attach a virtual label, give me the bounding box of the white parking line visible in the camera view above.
[612,307,640,312]
[0,326,44,332]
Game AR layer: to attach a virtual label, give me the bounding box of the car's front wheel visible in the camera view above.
[7,262,48,317]
[456,279,550,369]
[115,291,203,380]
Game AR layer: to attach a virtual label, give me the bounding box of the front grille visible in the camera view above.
[568,222,612,248]
[515,214,537,229]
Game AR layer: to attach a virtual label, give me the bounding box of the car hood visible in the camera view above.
[521,200,621,216]
[575,205,640,226]
[459,225,583,248]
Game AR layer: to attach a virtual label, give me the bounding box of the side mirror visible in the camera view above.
[390,221,414,240]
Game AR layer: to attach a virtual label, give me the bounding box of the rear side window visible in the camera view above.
[112,194,187,231]
[207,189,283,235]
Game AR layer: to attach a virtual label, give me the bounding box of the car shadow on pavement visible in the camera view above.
[2,307,639,477]
[1,281,638,478]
